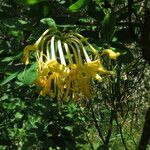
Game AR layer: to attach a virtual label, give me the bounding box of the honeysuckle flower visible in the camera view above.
[102,49,120,60]
[22,28,119,100]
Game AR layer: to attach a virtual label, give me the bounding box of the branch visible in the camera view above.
[89,100,105,144]
[115,112,129,150]
[137,107,150,150]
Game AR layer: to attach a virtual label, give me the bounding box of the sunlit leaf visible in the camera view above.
[40,18,57,29]
[15,112,23,119]
[17,63,38,84]
[0,71,19,85]
[68,0,87,12]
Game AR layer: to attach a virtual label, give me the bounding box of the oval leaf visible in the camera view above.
[17,63,38,84]
[68,0,87,12]
[0,71,19,85]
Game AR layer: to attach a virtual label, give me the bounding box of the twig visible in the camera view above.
[104,110,115,145]
[89,100,105,144]
[115,112,129,150]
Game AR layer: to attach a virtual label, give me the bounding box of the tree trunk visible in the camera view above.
[137,107,150,150]
[142,1,150,64]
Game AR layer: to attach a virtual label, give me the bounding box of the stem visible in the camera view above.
[89,100,105,144]
[104,110,115,145]
[115,112,128,150]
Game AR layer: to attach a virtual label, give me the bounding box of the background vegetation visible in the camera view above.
[0,0,150,149]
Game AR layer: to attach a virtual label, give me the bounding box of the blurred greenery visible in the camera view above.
[0,0,150,149]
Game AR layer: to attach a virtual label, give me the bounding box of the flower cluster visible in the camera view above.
[22,29,120,100]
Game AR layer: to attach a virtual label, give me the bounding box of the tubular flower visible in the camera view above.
[102,49,120,60]
[22,29,119,100]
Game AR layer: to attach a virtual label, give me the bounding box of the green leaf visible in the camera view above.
[2,53,22,62]
[64,126,73,132]
[17,63,38,84]
[15,112,23,119]
[14,0,48,5]
[0,71,19,85]
[40,18,57,29]
[68,0,87,12]
[102,13,116,43]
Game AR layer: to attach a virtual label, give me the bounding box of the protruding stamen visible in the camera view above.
[51,36,56,60]
[57,40,66,66]
[64,43,73,64]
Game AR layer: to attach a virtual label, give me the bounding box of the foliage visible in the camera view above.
[0,0,150,149]
[0,84,88,149]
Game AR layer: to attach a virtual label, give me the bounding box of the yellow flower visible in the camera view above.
[102,49,120,60]
[22,45,38,65]
[22,29,119,100]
